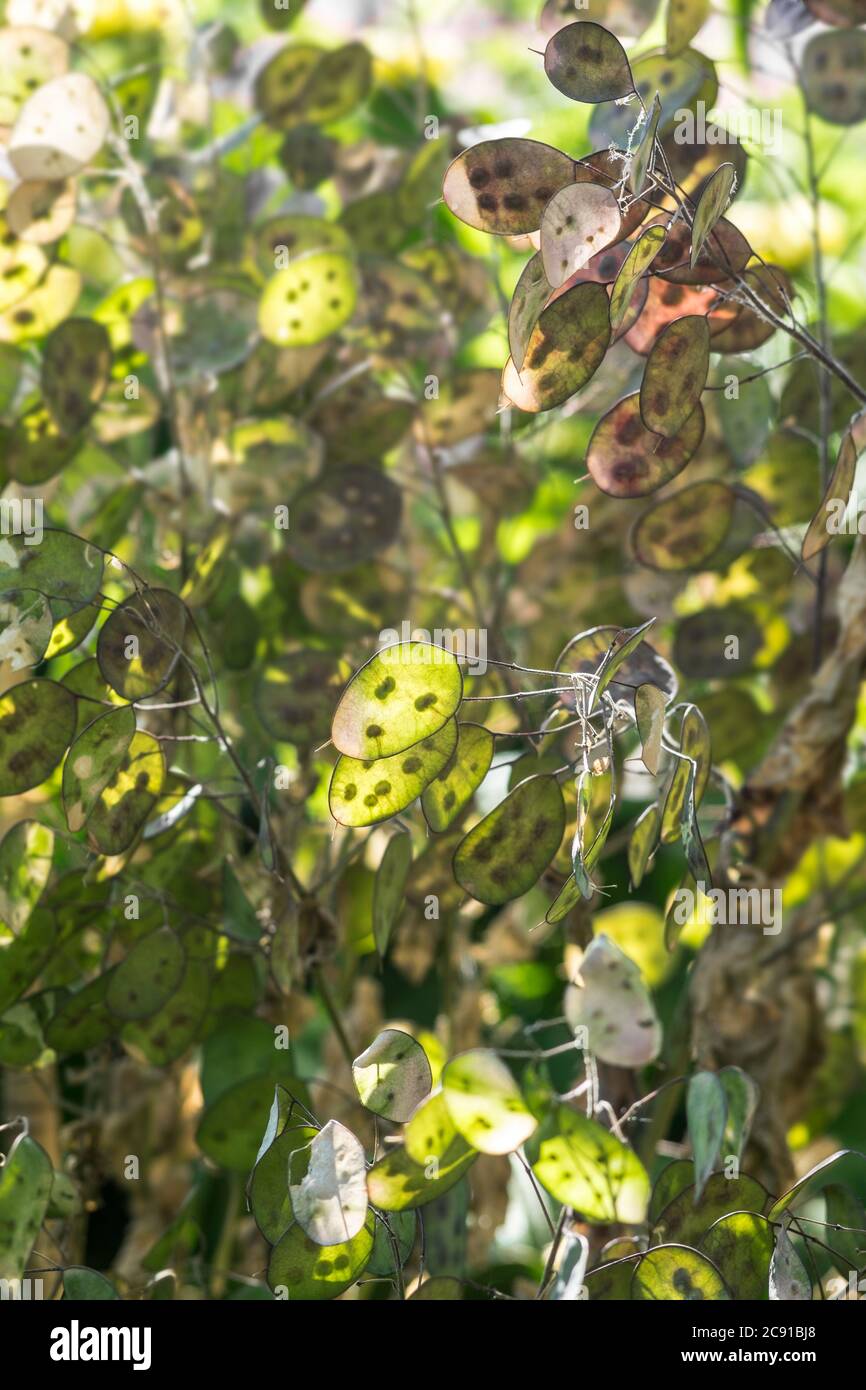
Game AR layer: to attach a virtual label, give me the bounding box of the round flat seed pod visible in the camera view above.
[0,263,81,343]
[441,1049,537,1155]
[267,1217,373,1299]
[710,264,792,353]
[0,819,54,935]
[700,1212,774,1300]
[332,641,463,761]
[284,465,402,573]
[45,969,117,1052]
[652,215,750,286]
[106,926,185,1020]
[254,42,324,124]
[802,30,866,126]
[609,224,665,330]
[329,718,458,828]
[674,605,763,678]
[352,1028,432,1122]
[689,163,737,268]
[590,47,716,148]
[625,276,736,355]
[6,178,76,244]
[0,220,47,314]
[544,21,634,103]
[308,381,413,466]
[663,123,748,202]
[258,250,357,347]
[541,0,659,39]
[632,1244,730,1300]
[123,954,212,1067]
[540,182,622,288]
[41,318,112,434]
[443,137,575,236]
[250,1124,317,1245]
[292,42,372,127]
[631,480,735,570]
[804,0,866,21]
[367,1135,476,1212]
[574,150,648,238]
[0,26,69,128]
[502,279,611,413]
[289,1120,368,1246]
[587,392,704,497]
[640,315,709,438]
[557,624,678,711]
[1,406,79,485]
[256,651,349,748]
[9,71,109,180]
[84,731,164,855]
[421,722,494,832]
[367,1210,416,1276]
[198,1075,297,1173]
[416,369,500,448]
[279,124,336,189]
[0,907,55,1013]
[251,214,350,277]
[62,704,136,833]
[372,831,412,956]
[0,588,53,669]
[564,934,661,1066]
[0,529,103,623]
[0,678,76,795]
[97,588,188,700]
[527,1106,650,1223]
[661,704,711,843]
[667,0,710,56]
[453,773,566,905]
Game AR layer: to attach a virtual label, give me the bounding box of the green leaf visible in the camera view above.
[443,138,575,236]
[0,1132,53,1281]
[0,907,56,1012]
[0,678,76,796]
[332,642,463,761]
[632,1244,730,1299]
[289,1119,368,1246]
[544,21,635,102]
[565,934,661,1067]
[650,1159,694,1222]
[453,774,566,905]
[527,1106,650,1223]
[700,1211,774,1299]
[352,1028,432,1122]
[329,718,458,828]
[719,1066,759,1164]
[372,834,412,956]
[421,723,494,833]
[222,862,262,943]
[687,1071,727,1200]
[441,1050,536,1155]
[0,820,54,935]
[63,1266,119,1300]
[106,927,185,1021]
